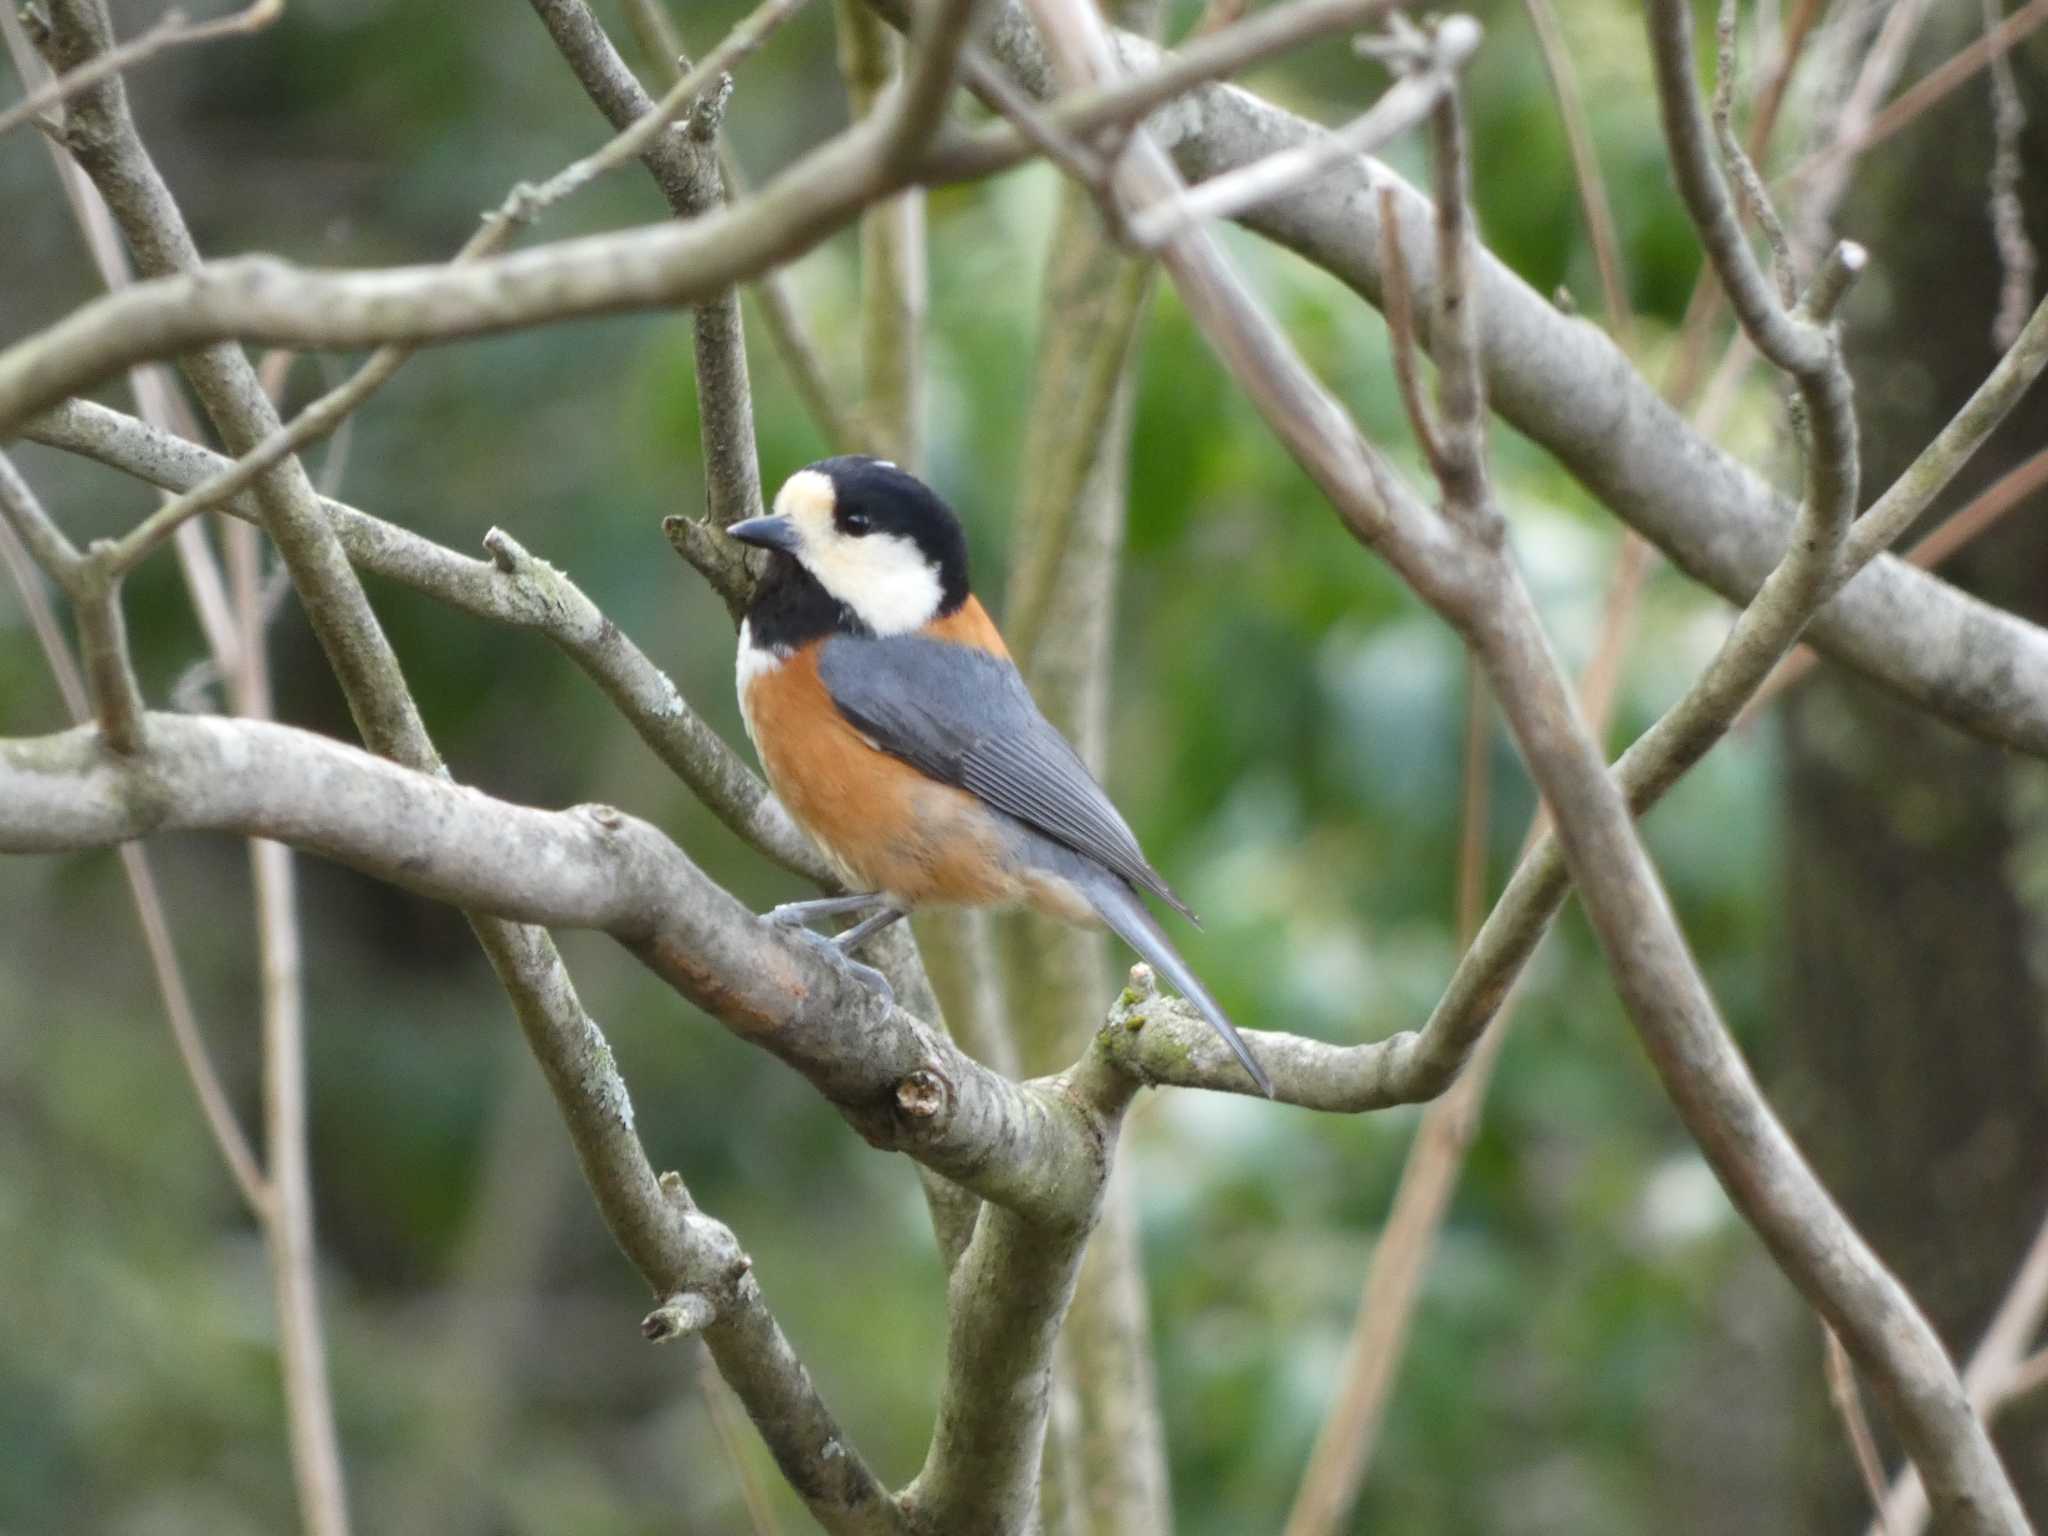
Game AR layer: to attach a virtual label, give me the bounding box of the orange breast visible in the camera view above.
[744,642,1020,909]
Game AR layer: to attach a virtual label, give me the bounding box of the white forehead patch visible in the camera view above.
[775,469,837,534]
[770,468,943,636]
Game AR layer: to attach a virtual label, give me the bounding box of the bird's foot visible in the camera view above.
[784,925,896,1008]
[759,892,888,931]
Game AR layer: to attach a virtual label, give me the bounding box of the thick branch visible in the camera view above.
[14,0,2038,755]
[34,13,899,1522]
[1025,0,2027,1521]
[0,713,1104,1223]
[953,0,2048,757]
[22,398,829,882]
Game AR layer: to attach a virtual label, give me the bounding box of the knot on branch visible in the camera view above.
[636,1188,754,1342]
[641,1290,716,1342]
[894,1065,951,1125]
[1109,962,1160,1031]
[662,513,761,621]
[577,802,625,832]
[687,72,734,142]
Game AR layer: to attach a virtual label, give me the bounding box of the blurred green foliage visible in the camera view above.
[0,0,1815,1530]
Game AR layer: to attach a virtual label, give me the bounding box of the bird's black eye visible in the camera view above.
[839,508,871,537]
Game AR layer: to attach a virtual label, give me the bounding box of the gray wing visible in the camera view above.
[818,633,1195,919]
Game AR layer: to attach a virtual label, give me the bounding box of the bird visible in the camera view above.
[725,454,1273,1097]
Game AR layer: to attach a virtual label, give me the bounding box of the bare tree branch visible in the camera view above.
[6,0,2035,762]
[0,476,269,1218]
[226,513,348,1536]
[0,715,1118,1221]
[839,0,929,466]
[1005,145,1170,1530]
[0,0,279,139]
[1781,0,2048,201]
[1873,1206,2048,1536]
[1828,1327,1897,1536]
[951,0,2048,756]
[1519,0,1632,342]
[23,399,830,881]
[527,0,785,534]
[28,12,914,1527]
[1124,17,1475,250]
[1020,0,2026,1520]
[0,5,242,678]
[903,1057,1133,1535]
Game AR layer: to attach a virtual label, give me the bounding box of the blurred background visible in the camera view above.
[2,0,2044,1530]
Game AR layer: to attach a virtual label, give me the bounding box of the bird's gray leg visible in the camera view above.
[760,893,904,1008]
[817,906,907,1002]
[832,905,907,956]
[760,891,891,928]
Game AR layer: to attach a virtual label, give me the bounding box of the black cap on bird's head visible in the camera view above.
[728,457,970,638]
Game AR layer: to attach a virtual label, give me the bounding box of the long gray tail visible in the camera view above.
[1084,874,1274,1098]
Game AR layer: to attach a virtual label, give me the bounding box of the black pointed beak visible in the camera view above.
[726,515,801,552]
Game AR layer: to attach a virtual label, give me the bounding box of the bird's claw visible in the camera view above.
[784,925,895,1007]
[761,901,817,929]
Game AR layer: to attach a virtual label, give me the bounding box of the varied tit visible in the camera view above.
[726,455,1273,1097]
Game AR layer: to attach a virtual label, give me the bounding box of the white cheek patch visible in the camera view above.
[805,531,944,635]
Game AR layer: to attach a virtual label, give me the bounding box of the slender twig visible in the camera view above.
[0,446,83,576]
[620,0,863,457]
[1747,448,2048,715]
[1790,0,1936,262]
[1376,185,1442,471]
[1006,154,1167,1529]
[0,0,280,138]
[32,9,896,1529]
[68,554,147,754]
[696,1350,785,1536]
[928,0,1402,183]
[878,0,983,168]
[1903,444,2048,572]
[0,7,242,678]
[226,509,349,1536]
[1842,289,2048,570]
[89,0,808,582]
[2004,1350,2048,1404]
[1781,0,2048,198]
[1125,17,1478,250]
[1869,1205,2048,1536]
[1827,1329,1896,1536]
[839,0,928,466]
[1648,0,1832,377]
[0,503,268,1216]
[1981,0,2035,351]
[23,403,832,882]
[1659,0,1825,408]
[1032,0,2025,1517]
[0,452,147,753]
[1713,0,1795,305]
[1520,0,1632,343]
[960,46,1107,186]
[1421,29,1492,536]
